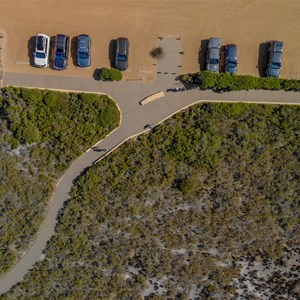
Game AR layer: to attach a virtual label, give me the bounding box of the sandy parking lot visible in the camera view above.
[0,0,300,81]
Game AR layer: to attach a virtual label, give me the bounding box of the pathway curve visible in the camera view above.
[1,37,300,295]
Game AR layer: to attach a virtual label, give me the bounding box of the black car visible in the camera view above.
[267,41,283,78]
[115,38,129,71]
[225,44,238,74]
[53,34,70,70]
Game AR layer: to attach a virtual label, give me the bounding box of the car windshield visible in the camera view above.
[209,58,219,64]
[56,53,65,59]
[117,54,127,62]
[36,52,45,59]
[227,61,237,68]
[79,52,89,59]
[271,62,281,69]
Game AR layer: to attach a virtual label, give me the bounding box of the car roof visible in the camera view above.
[117,38,128,55]
[272,51,282,63]
[227,44,237,60]
[209,47,220,59]
[36,35,45,51]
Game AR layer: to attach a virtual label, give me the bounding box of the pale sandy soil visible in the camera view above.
[0,0,299,81]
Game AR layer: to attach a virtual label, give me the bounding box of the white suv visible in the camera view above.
[34,34,50,67]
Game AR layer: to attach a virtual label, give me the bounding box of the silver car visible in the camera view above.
[206,38,221,72]
[77,34,91,68]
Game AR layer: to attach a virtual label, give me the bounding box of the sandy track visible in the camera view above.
[0,0,299,81]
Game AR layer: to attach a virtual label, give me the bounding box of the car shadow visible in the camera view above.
[27,36,36,67]
[109,39,116,68]
[48,36,57,70]
[70,36,78,67]
[220,45,226,73]
[258,42,269,77]
[198,39,209,71]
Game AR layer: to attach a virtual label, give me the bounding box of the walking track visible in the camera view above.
[1,37,300,295]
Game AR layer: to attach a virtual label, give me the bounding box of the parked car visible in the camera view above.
[267,40,283,77]
[34,33,50,68]
[225,44,238,74]
[115,38,129,71]
[53,34,70,70]
[77,34,91,68]
[206,37,221,72]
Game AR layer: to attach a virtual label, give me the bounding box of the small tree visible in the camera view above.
[99,67,122,81]
[150,46,164,58]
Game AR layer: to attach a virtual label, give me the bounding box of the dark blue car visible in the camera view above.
[225,44,238,74]
[115,38,129,71]
[53,34,70,70]
[77,34,91,68]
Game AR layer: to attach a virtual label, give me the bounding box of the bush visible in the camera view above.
[181,71,300,92]
[149,46,164,58]
[99,67,122,81]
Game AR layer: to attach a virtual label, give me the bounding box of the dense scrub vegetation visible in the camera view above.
[181,71,300,92]
[0,87,120,274]
[97,67,123,81]
[3,103,299,299]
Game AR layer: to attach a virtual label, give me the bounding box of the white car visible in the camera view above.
[34,33,50,67]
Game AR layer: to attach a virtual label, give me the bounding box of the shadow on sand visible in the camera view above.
[108,39,116,68]
[198,39,209,71]
[258,42,270,77]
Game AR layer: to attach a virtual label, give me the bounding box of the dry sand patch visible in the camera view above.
[0,0,299,81]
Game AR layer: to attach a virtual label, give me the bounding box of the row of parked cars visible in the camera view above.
[34,34,129,71]
[206,37,283,77]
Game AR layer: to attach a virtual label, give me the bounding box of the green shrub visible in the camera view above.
[181,71,300,92]
[195,71,218,89]
[99,67,122,81]
[280,79,300,91]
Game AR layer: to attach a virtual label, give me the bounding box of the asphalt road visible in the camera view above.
[1,37,300,295]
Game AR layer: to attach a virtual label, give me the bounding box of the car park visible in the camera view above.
[115,37,129,71]
[206,37,221,72]
[53,34,70,70]
[77,34,91,68]
[33,33,50,68]
[267,40,283,77]
[225,44,238,74]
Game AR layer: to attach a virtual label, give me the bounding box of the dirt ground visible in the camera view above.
[0,0,299,81]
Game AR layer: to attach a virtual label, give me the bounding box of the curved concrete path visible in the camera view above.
[1,37,300,295]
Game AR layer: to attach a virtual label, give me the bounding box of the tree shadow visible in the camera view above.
[198,39,209,71]
[27,36,36,67]
[70,36,78,67]
[258,42,269,77]
[108,39,116,68]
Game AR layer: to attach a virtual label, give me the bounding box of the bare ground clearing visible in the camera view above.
[0,0,299,81]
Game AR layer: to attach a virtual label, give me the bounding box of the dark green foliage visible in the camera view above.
[98,67,123,81]
[0,87,120,274]
[149,46,164,58]
[181,71,300,92]
[4,103,299,299]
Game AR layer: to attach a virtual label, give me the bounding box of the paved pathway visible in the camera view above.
[1,37,300,295]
